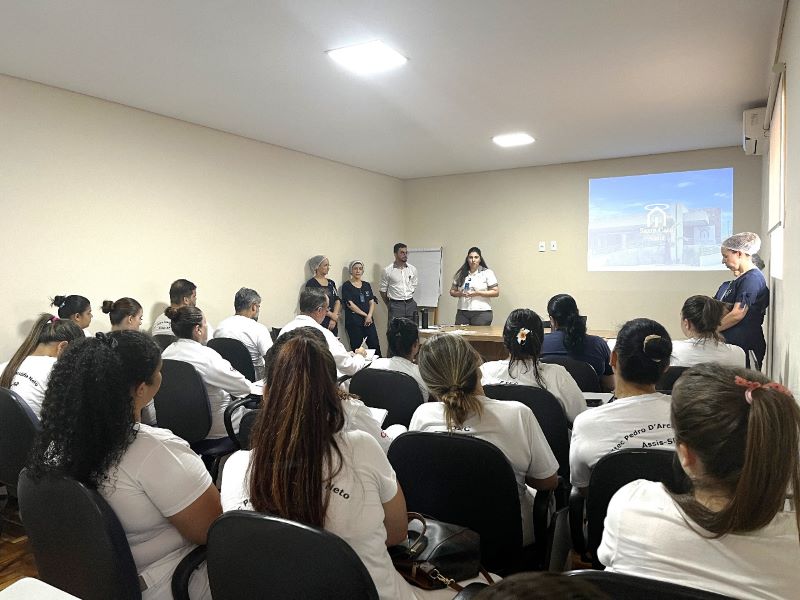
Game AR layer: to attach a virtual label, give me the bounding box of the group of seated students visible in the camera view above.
[1,274,797,600]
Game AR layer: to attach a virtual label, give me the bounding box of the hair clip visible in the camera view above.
[734,375,793,404]
[48,316,60,323]
[516,328,530,346]
[95,332,119,349]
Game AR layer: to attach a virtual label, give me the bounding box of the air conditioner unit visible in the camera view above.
[742,107,767,155]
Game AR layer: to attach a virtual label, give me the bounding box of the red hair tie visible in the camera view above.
[734,375,793,405]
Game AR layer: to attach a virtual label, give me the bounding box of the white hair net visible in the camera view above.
[721,232,761,255]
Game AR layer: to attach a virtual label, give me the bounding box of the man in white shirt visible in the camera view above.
[379,242,419,324]
[213,287,273,380]
[152,279,197,336]
[279,288,367,377]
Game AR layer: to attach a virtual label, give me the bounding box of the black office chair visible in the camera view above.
[349,368,424,428]
[388,432,525,574]
[207,337,256,382]
[270,327,281,342]
[17,468,205,600]
[0,387,41,498]
[152,334,177,351]
[207,510,379,600]
[565,570,734,599]
[154,359,236,481]
[483,384,570,504]
[540,355,601,392]
[223,396,261,450]
[569,448,684,569]
[656,365,689,393]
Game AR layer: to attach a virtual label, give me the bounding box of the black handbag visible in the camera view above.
[389,512,493,594]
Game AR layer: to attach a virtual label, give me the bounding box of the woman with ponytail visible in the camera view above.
[569,318,673,493]
[481,308,586,423]
[50,294,92,331]
[369,317,429,401]
[102,297,144,331]
[598,363,800,598]
[410,332,558,545]
[0,314,83,416]
[671,295,746,368]
[543,294,614,390]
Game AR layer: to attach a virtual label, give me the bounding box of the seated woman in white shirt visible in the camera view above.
[28,331,220,600]
[670,295,746,368]
[0,314,83,417]
[410,333,558,546]
[569,318,673,493]
[264,326,404,452]
[598,363,800,600]
[481,309,586,424]
[102,297,144,331]
[161,306,253,439]
[369,317,429,402]
[222,335,483,599]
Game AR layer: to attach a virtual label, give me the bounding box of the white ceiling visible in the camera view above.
[0,0,782,179]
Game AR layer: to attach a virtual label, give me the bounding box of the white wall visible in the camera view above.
[405,147,763,339]
[768,0,800,391]
[0,75,405,359]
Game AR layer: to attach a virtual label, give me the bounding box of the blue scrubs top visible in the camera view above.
[720,268,769,368]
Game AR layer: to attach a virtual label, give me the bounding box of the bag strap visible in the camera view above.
[405,512,428,556]
[418,563,495,593]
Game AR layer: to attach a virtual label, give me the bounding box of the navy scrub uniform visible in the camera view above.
[305,277,340,336]
[720,268,769,369]
[342,280,381,356]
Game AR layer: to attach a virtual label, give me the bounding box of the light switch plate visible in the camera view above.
[550,240,557,251]
[538,241,546,252]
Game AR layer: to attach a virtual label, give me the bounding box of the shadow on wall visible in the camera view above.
[150,303,168,328]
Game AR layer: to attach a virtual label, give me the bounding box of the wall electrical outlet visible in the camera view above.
[550,240,558,251]
[538,241,546,252]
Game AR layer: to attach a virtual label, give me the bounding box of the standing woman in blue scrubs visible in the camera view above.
[718,232,769,369]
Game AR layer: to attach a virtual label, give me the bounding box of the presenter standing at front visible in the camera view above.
[450,247,499,325]
[380,242,418,324]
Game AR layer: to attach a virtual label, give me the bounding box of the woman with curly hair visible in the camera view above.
[28,331,220,600]
[481,309,587,423]
[0,314,83,417]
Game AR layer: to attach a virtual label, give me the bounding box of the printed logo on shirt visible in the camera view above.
[14,371,41,388]
[327,482,351,500]
[610,423,672,452]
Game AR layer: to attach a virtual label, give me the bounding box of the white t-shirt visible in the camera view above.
[598,480,800,600]
[481,359,586,424]
[101,424,212,600]
[151,312,173,337]
[670,337,746,368]
[161,339,252,439]
[0,355,56,418]
[369,356,430,402]
[222,431,420,600]
[213,315,274,379]
[409,397,558,545]
[279,315,367,377]
[343,395,400,453]
[453,267,498,312]
[569,392,673,488]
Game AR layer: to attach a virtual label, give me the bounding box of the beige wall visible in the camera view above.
[0,75,405,359]
[405,147,763,339]
[768,0,800,391]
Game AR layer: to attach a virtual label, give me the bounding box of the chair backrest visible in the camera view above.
[207,510,379,600]
[349,369,424,427]
[154,359,212,443]
[207,337,256,381]
[17,468,141,600]
[387,431,522,572]
[482,384,570,480]
[586,449,683,565]
[656,365,689,393]
[540,355,601,392]
[0,387,41,494]
[565,569,735,599]
[237,409,260,450]
[153,334,177,351]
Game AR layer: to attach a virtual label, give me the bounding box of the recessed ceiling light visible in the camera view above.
[492,132,535,148]
[326,40,407,75]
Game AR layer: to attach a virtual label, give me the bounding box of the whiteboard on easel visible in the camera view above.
[409,247,443,308]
